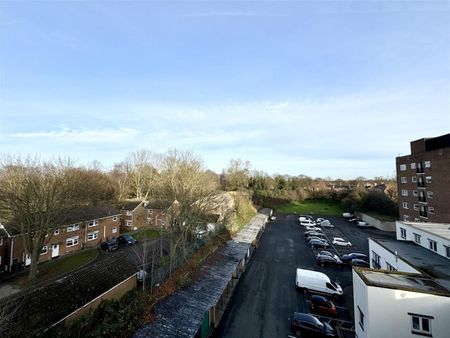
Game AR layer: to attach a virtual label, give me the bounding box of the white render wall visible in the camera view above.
[368,239,420,274]
[353,270,450,338]
[396,221,450,259]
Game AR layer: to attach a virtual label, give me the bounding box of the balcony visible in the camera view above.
[419,211,428,218]
[419,197,427,203]
[372,260,381,269]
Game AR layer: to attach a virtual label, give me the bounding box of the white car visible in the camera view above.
[357,221,370,228]
[342,213,354,218]
[332,237,352,247]
[320,220,335,228]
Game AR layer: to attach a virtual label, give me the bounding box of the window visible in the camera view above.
[445,246,450,258]
[425,176,432,184]
[424,161,431,168]
[401,177,407,183]
[372,251,381,269]
[87,231,99,241]
[126,220,133,227]
[112,227,118,234]
[88,220,98,227]
[418,176,425,188]
[54,228,60,235]
[0,237,3,246]
[409,314,432,336]
[386,262,397,271]
[67,224,80,232]
[429,207,434,214]
[147,217,153,225]
[428,239,437,252]
[412,176,417,183]
[402,202,409,209]
[401,189,408,196]
[40,246,48,255]
[412,190,418,197]
[410,162,416,170]
[148,209,153,215]
[417,162,424,173]
[400,164,407,171]
[126,211,132,216]
[400,228,407,239]
[403,215,410,221]
[66,236,79,247]
[413,204,419,211]
[112,216,118,221]
[358,306,364,331]
[414,233,421,244]
[159,219,165,226]
[427,191,433,198]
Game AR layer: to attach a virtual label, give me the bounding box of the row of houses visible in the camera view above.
[0,201,169,274]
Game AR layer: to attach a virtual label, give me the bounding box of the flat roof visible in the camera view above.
[397,221,450,241]
[355,268,450,297]
[371,238,450,280]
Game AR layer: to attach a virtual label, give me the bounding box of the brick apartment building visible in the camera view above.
[396,133,450,223]
[119,200,168,232]
[0,204,121,273]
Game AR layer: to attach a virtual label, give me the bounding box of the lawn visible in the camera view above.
[126,228,161,241]
[275,199,343,216]
[15,248,98,287]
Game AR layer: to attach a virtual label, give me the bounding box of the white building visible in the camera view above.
[353,268,450,338]
[395,221,450,259]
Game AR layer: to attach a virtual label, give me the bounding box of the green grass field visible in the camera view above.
[275,199,343,216]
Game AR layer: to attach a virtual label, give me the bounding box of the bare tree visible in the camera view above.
[123,150,159,200]
[110,162,131,202]
[224,159,251,191]
[158,150,220,273]
[0,157,111,280]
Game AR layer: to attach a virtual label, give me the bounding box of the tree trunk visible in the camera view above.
[28,248,40,281]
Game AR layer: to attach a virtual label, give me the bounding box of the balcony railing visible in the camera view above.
[419,211,428,218]
[372,260,381,269]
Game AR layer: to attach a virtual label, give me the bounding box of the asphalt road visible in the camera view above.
[213,213,395,338]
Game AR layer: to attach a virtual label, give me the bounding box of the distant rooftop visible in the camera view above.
[397,221,450,241]
[371,238,450,280]
[355,268,450,297]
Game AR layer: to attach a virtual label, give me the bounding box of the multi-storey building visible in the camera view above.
[396,133,450,223]
[119,200,168,232]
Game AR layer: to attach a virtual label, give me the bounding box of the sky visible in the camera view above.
[0,0,449,179]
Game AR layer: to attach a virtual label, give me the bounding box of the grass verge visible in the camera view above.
[126,228,161,241]
[275,199,343,216]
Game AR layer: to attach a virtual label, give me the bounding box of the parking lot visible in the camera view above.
[214,213,394,338]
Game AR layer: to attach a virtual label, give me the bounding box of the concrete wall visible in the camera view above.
[358,212,395,232]
[63,273,137,326]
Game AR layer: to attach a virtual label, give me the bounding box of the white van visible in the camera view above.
[295,268,343,296]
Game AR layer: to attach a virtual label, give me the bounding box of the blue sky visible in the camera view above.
[1,1,449,179]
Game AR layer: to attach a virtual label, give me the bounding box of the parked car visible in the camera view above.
[306,233,327,241]
[319,220,335,228]
[117,234,136,246]
[342,212,354,218]
[100,239,119,252]
[332,237,352,247]
[309,239,330,248]
[316,254,342,267]
[300,219,316,227]
[317,251,339,259]
[356,220,370,228]
[348,217,361,223]
[299,215,314,221]
[290,312,336,337]
[341,252,369,263]
[304,229,323,236]
[315,217,327,224]
[310,295,338,316]
[305,226,322,232]
[307,236,328,244]
[270,216,276,221]
[351,258,370,267]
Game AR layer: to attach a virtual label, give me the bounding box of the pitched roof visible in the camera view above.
[63,204,121,224]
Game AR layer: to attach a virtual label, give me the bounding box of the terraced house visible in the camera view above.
[119,200,168,232]
[0,204,121,273]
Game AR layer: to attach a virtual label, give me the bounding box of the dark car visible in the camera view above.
[317,251,337,258]
[316,254,342,267]
[341,253,369,263]
[117,234,136,246]
[304,230,324,237]
[351,258,370,267]
[290,312,336,337]
[100,239,118,252]
[310,295,338,316]
[307,236,329,244]
[309,239,330,248]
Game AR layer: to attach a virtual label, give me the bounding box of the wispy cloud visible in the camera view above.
[11,127,139,143]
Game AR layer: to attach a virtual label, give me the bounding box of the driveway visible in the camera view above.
[214,214,394,338]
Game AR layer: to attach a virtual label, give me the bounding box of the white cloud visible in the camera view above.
[11,127,139,143]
